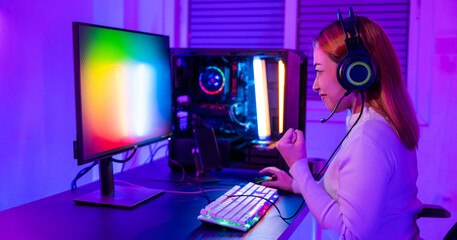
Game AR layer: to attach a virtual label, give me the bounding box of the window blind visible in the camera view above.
[189,0,285,48]
[298,0,409,99]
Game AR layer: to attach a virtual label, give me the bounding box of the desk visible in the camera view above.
[0,158,308,240]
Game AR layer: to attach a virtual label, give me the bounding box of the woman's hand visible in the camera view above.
[259,166,294,192]
[276,128,307,167]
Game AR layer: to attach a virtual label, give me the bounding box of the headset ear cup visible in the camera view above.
[337,55,353,91]
[337,54,375,91]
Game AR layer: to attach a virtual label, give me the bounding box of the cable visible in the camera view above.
[113,179,226,195]
[229,103,250,128]
[282,199,305,220]
[122,171,211,203]
[284,92,366,221]
[71,161,98,190]
[145,143,158,163]
[116,179,295,224]
[149,143,169,163]
[114,179,148,189]
[152,143,169,158]
[111,178,298,224]
[315,91,365,180]
[168,159,186,182]
[121,165,213,203]
[123,172,185,184]
[226,194,291,225]
[185,182,211,203]
[120,151,130,172]
[123,171,189,184]
[163,189,228,194]
[113,179,213,203]
[111,148,137,163]
[114,177,299,224]
[71,148,138,190]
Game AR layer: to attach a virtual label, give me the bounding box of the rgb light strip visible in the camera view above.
[278,60,285,134]
[253,56,271,140]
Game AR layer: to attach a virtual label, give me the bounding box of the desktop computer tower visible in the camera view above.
[168,49,307,171]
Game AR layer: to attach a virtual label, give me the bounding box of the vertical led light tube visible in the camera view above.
[278,60,285,134]
[253,57,271,140]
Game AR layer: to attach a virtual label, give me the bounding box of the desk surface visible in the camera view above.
[0,159,307,240]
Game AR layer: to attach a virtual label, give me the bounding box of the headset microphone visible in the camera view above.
[320,90,351,123]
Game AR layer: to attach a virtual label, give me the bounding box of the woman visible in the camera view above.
[260,15,423,239]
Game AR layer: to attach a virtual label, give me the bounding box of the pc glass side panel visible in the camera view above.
[169,49,306,171]
[73,23,172,165]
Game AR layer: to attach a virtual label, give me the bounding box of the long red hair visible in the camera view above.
[315,17,419,150]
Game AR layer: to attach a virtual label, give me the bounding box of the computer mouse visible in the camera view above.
[253,175,277,184]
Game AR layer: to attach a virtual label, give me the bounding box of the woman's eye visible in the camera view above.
[315,69,321,73]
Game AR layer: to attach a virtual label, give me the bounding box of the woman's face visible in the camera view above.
[312,45,354,112]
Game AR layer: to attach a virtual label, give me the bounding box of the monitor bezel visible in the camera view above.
[72,22,173,166]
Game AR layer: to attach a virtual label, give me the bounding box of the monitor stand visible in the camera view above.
[73,157,163,208]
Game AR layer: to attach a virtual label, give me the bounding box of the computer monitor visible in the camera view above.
[72,22,172,207]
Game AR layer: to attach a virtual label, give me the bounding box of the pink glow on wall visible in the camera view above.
[0,10,8,73]
[0,12,2,55]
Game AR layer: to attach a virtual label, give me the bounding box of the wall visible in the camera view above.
[412,0,457,238]
[0,0,178,211]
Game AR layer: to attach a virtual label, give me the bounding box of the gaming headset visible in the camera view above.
[320,7,376,123]
[336,7,376,92]
[317,8,375,180]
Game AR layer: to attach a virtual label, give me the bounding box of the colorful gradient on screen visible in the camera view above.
[75,24,172,162]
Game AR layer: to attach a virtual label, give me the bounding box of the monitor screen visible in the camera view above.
[73,22,172,165]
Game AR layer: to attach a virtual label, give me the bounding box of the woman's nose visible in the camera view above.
[312,76,320,92]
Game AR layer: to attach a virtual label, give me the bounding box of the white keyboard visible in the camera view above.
[197,182,279,231]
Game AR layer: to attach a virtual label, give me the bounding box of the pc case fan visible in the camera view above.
[199,66,225,95]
